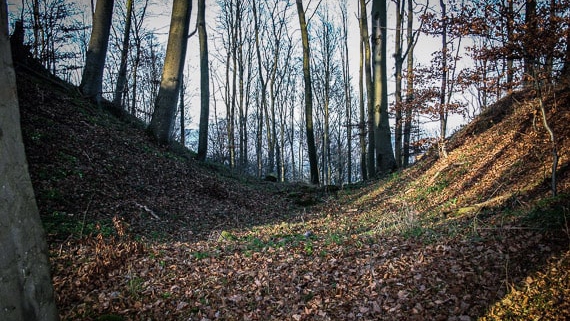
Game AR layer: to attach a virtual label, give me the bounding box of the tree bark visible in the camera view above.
[340,0,352,183]
[148,0,192,145]
[80,0,115,103]
[0,1,59,319]
[358,0,368,180]
[523,0,537,86]
[113,0,133,107]
[403,0,414,167]
[296,0,319,185]
[360,0,375,178]
[394,0,404,168]
[197,0,209,161]
[438,0,448,158]
[371,0,396,175]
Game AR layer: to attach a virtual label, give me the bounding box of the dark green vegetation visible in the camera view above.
[18,63,569,320]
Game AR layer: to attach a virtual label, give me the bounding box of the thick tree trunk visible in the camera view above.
[296,0,319,185]
[80,0,115,103]
[197,0,209,161]
[372,0,396,176]
[0,2,59,319]
[148,0,192,145]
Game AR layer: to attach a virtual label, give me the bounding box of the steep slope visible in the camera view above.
[17,66,296,243]
[332,87,569,232]
[16,59,569,320]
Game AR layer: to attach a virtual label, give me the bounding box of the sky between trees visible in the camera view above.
[6,0,568,183]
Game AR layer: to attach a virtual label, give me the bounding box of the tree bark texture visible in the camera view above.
[148,0,192,145]
[113,0,134,107]
[371,0,396,175]
[296,0,319,185]
[403,0,414,167]
[80,0,115,102]
[360,0,375,178]
[0,1,59,319]
[358,0,368,180]
[197,0,209,161]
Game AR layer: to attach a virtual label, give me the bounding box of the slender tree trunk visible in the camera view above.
[506,0,514,92]
[32,0,40,58]
[562,23,570,83]
[340,1,352,183]
[0,2,59,318]
[179,72,186,146]
[439,0,448,158]
[80,0,115,103]
[403,0,414,167]
[228,1,239,169]
[360,0,375,178]
[237,14,246,171]
[372,0,396,175]
[197,0,209,161]
[523,0,536,86]
[148,0,192,144]
[113,0,133,107]
[296,0,319,185]
[394,0,404,168]
[130,47,139,114]
[252,0,268,177]
[358,0,368,180]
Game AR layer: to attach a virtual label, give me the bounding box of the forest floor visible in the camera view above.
[17,62,570,320]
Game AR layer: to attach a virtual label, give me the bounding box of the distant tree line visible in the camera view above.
[9,0,570,185]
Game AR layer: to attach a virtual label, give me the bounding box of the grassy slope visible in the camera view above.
[18,63,569,320]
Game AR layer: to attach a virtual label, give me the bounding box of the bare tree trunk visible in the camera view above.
[394,0,404,168]
[252,0,267,177]
[523,0,536,86]
[179,71,186,146]
[372,0,396,175]
[32,0,40,58]
[358,0,368,180]
[80,0,115,103]
[438,0,448,158]
[403,0,414,167]
[113,0,133,107]
[237,11,246,171]
[562,24,570,83]
[340,0,352,183]
[148,0,192,144]
[197,0,209,161]
[506,0,514,92]
[0,2,59,318]
[296,0,319,185]
[360,0,375,178]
